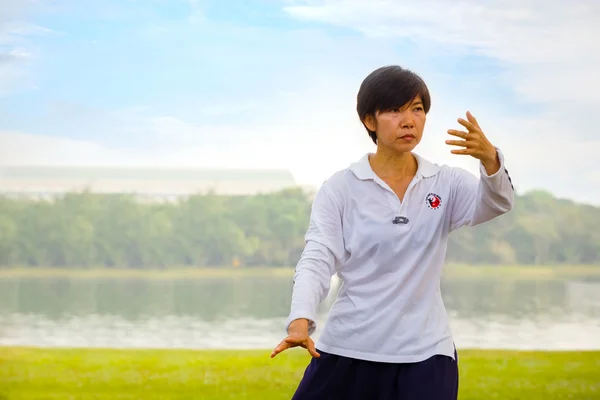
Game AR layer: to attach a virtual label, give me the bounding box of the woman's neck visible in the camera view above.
[368,147,418,179]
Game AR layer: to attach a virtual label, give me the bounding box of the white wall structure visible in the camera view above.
[0,166,301,200]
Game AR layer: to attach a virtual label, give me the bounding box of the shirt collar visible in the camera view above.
[349,152,440,181]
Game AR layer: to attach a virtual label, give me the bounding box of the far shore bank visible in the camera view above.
[0,264,599,280]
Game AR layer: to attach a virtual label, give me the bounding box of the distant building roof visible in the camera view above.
[0,166,295,182]
[0,165,297,198]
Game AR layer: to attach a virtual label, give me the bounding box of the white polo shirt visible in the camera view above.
[286,149,514,363]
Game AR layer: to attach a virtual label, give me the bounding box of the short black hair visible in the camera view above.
[356,65,431,144]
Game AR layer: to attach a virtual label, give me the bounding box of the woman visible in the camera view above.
[270,65,514,399]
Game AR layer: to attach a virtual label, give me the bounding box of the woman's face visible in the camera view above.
[364,95,426,153]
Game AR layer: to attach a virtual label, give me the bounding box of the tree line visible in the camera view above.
[0,188,598,268]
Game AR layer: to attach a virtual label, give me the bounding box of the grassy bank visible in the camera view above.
[443,264,600,280]
[1,264,599,280]
[0,347,599,399]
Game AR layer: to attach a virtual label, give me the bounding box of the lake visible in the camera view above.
[1,274,599,351]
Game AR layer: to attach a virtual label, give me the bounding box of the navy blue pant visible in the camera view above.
[291,349,459,400]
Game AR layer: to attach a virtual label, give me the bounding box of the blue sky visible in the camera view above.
[1,0,599,203]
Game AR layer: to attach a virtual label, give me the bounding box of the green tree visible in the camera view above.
[0,188,599,268]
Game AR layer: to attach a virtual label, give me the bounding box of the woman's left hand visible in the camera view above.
[446,111,501,175]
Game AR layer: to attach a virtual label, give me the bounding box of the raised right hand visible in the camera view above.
[270,318,320,358]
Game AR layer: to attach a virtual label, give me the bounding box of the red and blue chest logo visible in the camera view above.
[425,193,442,210]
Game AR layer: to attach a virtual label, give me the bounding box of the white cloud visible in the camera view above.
[0,129,254,167]
[0,80,371,189]
[187,0,206,25]
[0,130,122,165]
[0,47,372,185]
[0,48,36,95]
[284,1,599,59]
[0,0,51,95]
[284,1,600,106]
[281,0,600,203]
[2,0,600,205]
[0,126,364,195]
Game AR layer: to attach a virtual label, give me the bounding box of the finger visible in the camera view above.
[466,111,479,127]
[270,340,291,358]
[457,118,478,132]
[270,343,287,358]
[306,339,321,358]
[447,129,469,138]
[445,139,468,147]
[451,148,473,155]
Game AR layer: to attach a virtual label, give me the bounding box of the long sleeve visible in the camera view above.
[285,183,346,336]
[449,148,515,232]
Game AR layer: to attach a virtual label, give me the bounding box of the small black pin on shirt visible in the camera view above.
[392,216,409,224]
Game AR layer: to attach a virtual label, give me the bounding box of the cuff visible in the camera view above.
[285,311,317,336]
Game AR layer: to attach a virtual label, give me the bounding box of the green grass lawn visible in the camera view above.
[1,347,599,399]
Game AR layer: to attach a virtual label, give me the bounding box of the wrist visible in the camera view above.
[481,149,500,175]
[482,147,498,163]
[288,318,309,333]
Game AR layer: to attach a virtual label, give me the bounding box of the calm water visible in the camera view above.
[1,275,599,350]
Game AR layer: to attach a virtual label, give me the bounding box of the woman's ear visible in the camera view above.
[363,114,376,132]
